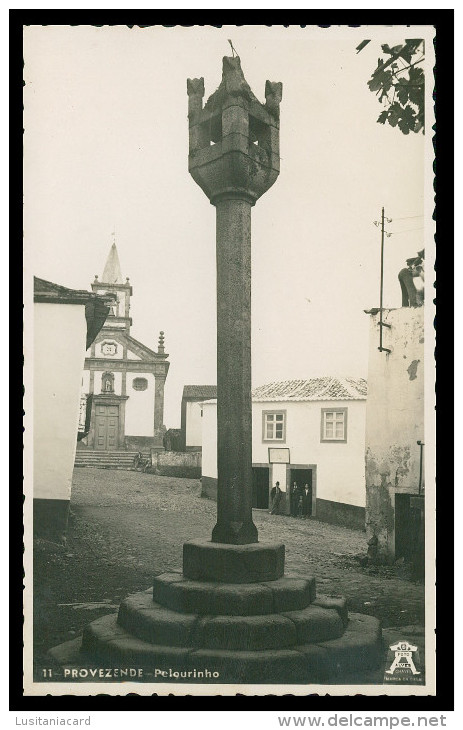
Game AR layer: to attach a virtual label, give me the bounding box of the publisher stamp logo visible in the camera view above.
[383,640,424,684]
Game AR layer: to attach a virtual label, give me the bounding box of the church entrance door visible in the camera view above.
[95,404,119,450]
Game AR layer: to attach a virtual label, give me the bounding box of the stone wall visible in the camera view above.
[152,450,202,479]
[315,499,365,531]
[125,436,155,452]
[365,307,424,561]
[200,475,218,500]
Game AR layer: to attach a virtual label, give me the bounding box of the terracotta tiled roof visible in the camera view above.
[183,385,218,400]
[251,377,367,402]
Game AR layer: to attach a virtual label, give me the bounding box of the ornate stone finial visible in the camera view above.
[265,80,283,119]
[158,330,165,353]
[187,77,205,121]
[94,275,98,281]
[126,277,130,283]
[222,56,250,95]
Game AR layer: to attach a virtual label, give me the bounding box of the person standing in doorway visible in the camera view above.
[302,483,311,519]
[290,482,299,517]
[270,481,282,515]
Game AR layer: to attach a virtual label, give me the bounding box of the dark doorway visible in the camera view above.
[395,493,425,566]
[290,469,313,516]
[252,467,270,509]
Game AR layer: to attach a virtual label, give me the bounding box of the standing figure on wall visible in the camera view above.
[398,249,424,307]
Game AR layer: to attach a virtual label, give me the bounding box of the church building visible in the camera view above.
[78,242,169,455]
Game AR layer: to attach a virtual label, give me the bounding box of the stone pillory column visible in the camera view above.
[188,57,282,544]
[49,57,383,683]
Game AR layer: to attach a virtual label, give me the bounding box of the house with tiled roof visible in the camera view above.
[201,376,368,530]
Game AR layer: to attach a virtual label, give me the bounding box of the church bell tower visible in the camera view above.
[91,240,132,335]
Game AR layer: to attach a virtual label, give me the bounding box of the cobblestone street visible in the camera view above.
[33,468,425,675]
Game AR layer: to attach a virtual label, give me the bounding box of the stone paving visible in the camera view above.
[33,467,426,679]
[69,468,425,627]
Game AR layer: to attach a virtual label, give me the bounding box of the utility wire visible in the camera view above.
[389,227,424,235]
[391,215,424,221]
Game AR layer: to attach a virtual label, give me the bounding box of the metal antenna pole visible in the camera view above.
[379,207,385,351]
[377,206,391,353]
[417,440,425,495]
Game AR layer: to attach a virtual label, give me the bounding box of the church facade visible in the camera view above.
[78,242,169,453]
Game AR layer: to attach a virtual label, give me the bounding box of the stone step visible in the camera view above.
[74,451,150,470]
[76,451,140,455]
[75,459,139,464]
[75,451,146,457]
[77,611,382,684]
[74,462,141,467]
[118,589,344,650]
[76,451,139,459]
[74,465,140,470]
[152,572,316,615]
[76,453,147,461]
[75,455,143,461]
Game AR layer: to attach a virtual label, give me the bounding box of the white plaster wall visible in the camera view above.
[271,463,288,492]
[34,302,87,500]
[365,308,424,493]
[82,370,90,392]
[186,401,203,448]
[125,372,155,436]
[101,321,126,329]
[117,291,127,317]
[127,350,142,360]
[93,370,122,395]
[202,397,366,507]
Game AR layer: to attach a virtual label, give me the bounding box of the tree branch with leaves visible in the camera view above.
[358,39,425,135]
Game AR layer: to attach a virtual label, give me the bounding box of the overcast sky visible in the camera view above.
[24,25,433,427]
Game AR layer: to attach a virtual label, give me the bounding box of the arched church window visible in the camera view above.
[102,372,115,393]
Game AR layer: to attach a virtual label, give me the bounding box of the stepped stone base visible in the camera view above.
[49,610,381,684]
[152,572,317,615]
[48,541,383,684]
[183,539,285,583]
